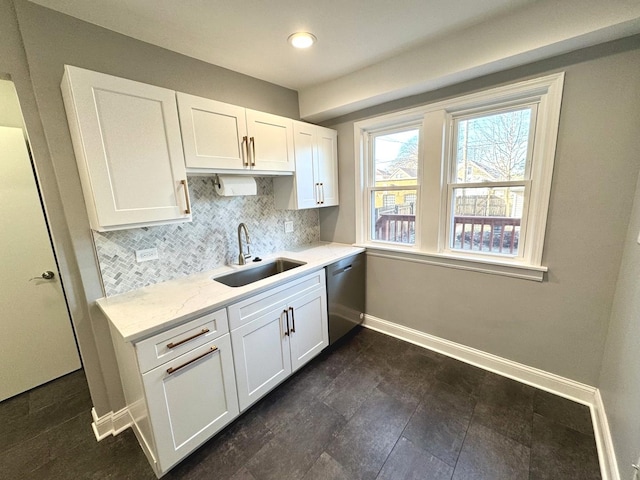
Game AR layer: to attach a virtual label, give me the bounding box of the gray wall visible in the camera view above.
[320,37,640,386]
[598,175,640,475]
[10,0,299,415]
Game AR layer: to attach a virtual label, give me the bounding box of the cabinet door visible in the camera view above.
[288,287,329,372]
[292,122,319,209]
[177,93,249,171]
[316,126,339,207]
[142,336,239,473]
[231,304,292,411]
[61,66,191,231]
[246,109,294,171]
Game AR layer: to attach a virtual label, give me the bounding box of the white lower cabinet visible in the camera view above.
[110,270,328,477]
[142,335,239,473]
[229,269,328,411]
[110,308,239,478]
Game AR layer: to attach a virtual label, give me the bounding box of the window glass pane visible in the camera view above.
[451,187,523,255]
[455,108,532,183]
[372,189,417,245]
[374,129,419,186]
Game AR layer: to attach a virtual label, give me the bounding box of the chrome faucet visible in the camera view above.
[237,223,252,265]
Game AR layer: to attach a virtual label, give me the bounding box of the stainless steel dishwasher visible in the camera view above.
[326,253,366,344]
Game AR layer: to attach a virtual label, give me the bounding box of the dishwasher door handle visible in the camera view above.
[332,264,352,276]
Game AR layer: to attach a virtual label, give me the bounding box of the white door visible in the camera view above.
[231,304,291,411]
[288,288,328,372]
[316,126,339,207]
[246,109,294,171]
[0,125,81,401]
[62,66,191,231]
[293,122,319,209]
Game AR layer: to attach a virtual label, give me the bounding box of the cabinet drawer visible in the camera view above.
[228,269,326,330]
[136,308,229,373]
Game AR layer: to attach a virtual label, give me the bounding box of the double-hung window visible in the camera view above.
[355,74,564,280]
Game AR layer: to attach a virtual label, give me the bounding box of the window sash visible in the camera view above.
[444,180,531,259]
[366,185,420,245]
[449,104,538,185]
[365,126,421,246]
[441,102,539,261]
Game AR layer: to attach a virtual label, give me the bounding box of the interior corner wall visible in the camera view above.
[598,172,640,475]
[11,0,299,415]
[320,37,640,385]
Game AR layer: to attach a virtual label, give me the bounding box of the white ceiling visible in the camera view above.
[29,0,537,90]
[26,0,640,121]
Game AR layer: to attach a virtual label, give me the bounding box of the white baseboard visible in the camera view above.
[362,314,619,480]
[91,407,132,441]
[592,390,621,480]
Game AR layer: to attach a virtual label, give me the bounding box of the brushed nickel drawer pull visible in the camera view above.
[250,136,256,166]
[242,136,249,166]
[181,179,191,214]
[166,346,217,375]
[289,306,296,333]
[166,328,210,349]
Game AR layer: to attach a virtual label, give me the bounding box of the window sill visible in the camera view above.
[354,243,547,281]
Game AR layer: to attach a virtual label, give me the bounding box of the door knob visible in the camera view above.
[30,271,55,281]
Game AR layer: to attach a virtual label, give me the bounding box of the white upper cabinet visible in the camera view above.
[274,121,339,210]
[245,109,295,172]
[177,93,294,174]
[61,66,192,231]
[176,93,248,170]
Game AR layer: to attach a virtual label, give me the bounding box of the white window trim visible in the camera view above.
[354,73,565,281]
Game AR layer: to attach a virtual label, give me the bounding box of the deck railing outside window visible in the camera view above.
[375,214,521,255]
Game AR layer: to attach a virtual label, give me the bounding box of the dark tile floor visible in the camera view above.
[1,327,602,480]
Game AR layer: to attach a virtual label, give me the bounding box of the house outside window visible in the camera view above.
[355,74,564,281]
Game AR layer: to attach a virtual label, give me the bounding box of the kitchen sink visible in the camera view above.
[214,258,306,287]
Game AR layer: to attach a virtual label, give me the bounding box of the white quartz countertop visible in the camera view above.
[97,242,364,343]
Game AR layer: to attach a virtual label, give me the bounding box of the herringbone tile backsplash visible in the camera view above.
[93,176,320,296]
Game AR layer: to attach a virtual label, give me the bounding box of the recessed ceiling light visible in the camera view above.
[288,32,316,49]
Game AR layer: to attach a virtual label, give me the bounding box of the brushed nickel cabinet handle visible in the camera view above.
[166,328,210,349]
[283,309,290,336]
[181,179,191,214]
[250,136,256,166]
[166,346,217,375]
[289,306,296,333]
[242,136,249,166]
[320,183,325,204]
[316,183,321,204]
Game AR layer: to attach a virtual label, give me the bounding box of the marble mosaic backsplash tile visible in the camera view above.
[93,176,320,296]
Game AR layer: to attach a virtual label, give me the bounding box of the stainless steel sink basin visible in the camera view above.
[214,258,306,287]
